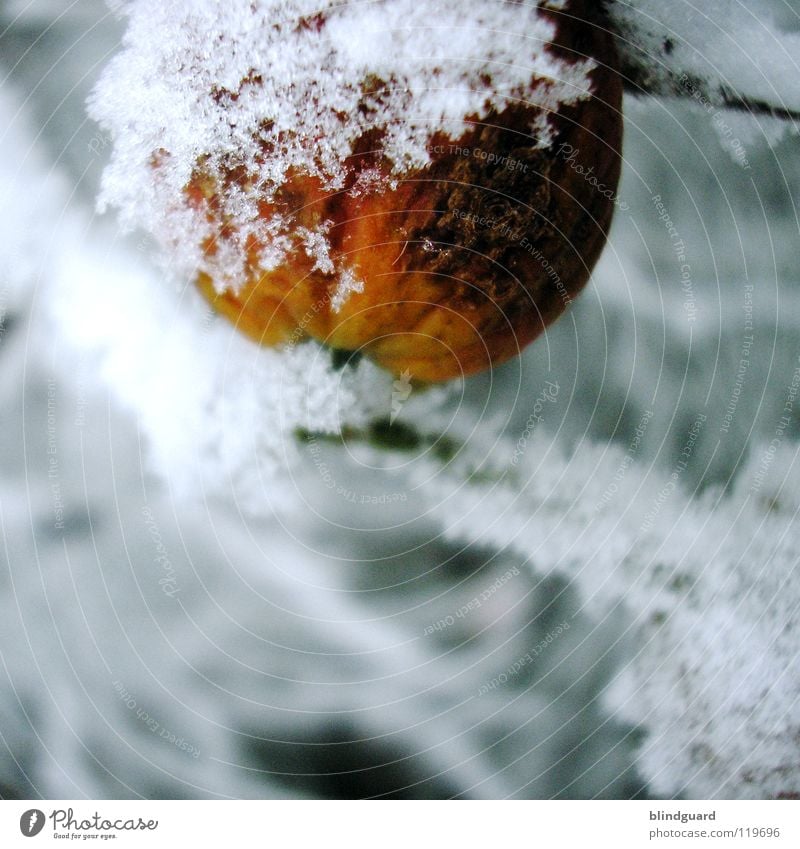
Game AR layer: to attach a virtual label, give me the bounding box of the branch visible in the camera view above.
[604,0,800,125]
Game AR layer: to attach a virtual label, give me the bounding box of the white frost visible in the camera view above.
[407,411,800,798]
[329,267,365,314]
[88,0,595,293]
[47,233,394,511]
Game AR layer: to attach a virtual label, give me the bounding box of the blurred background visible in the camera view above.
[1,0,799,799]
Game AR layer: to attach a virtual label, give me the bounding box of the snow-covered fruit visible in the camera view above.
[178,2,623,381]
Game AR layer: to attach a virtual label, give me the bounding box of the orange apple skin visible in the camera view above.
[193,3,623,382]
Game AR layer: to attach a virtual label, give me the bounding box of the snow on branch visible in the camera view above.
[606,0,800,124]
[373,415,800,798]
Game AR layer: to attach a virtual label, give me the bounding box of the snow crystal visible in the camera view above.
[88,0,595,293]
[329,267,365,314]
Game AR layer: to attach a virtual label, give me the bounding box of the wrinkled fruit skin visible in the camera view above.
[194,2,623,382]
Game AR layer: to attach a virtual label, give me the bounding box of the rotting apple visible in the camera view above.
[187,1,623,382]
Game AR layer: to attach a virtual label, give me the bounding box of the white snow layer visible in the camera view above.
[87,0,594,294]
[48,233,394,510]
